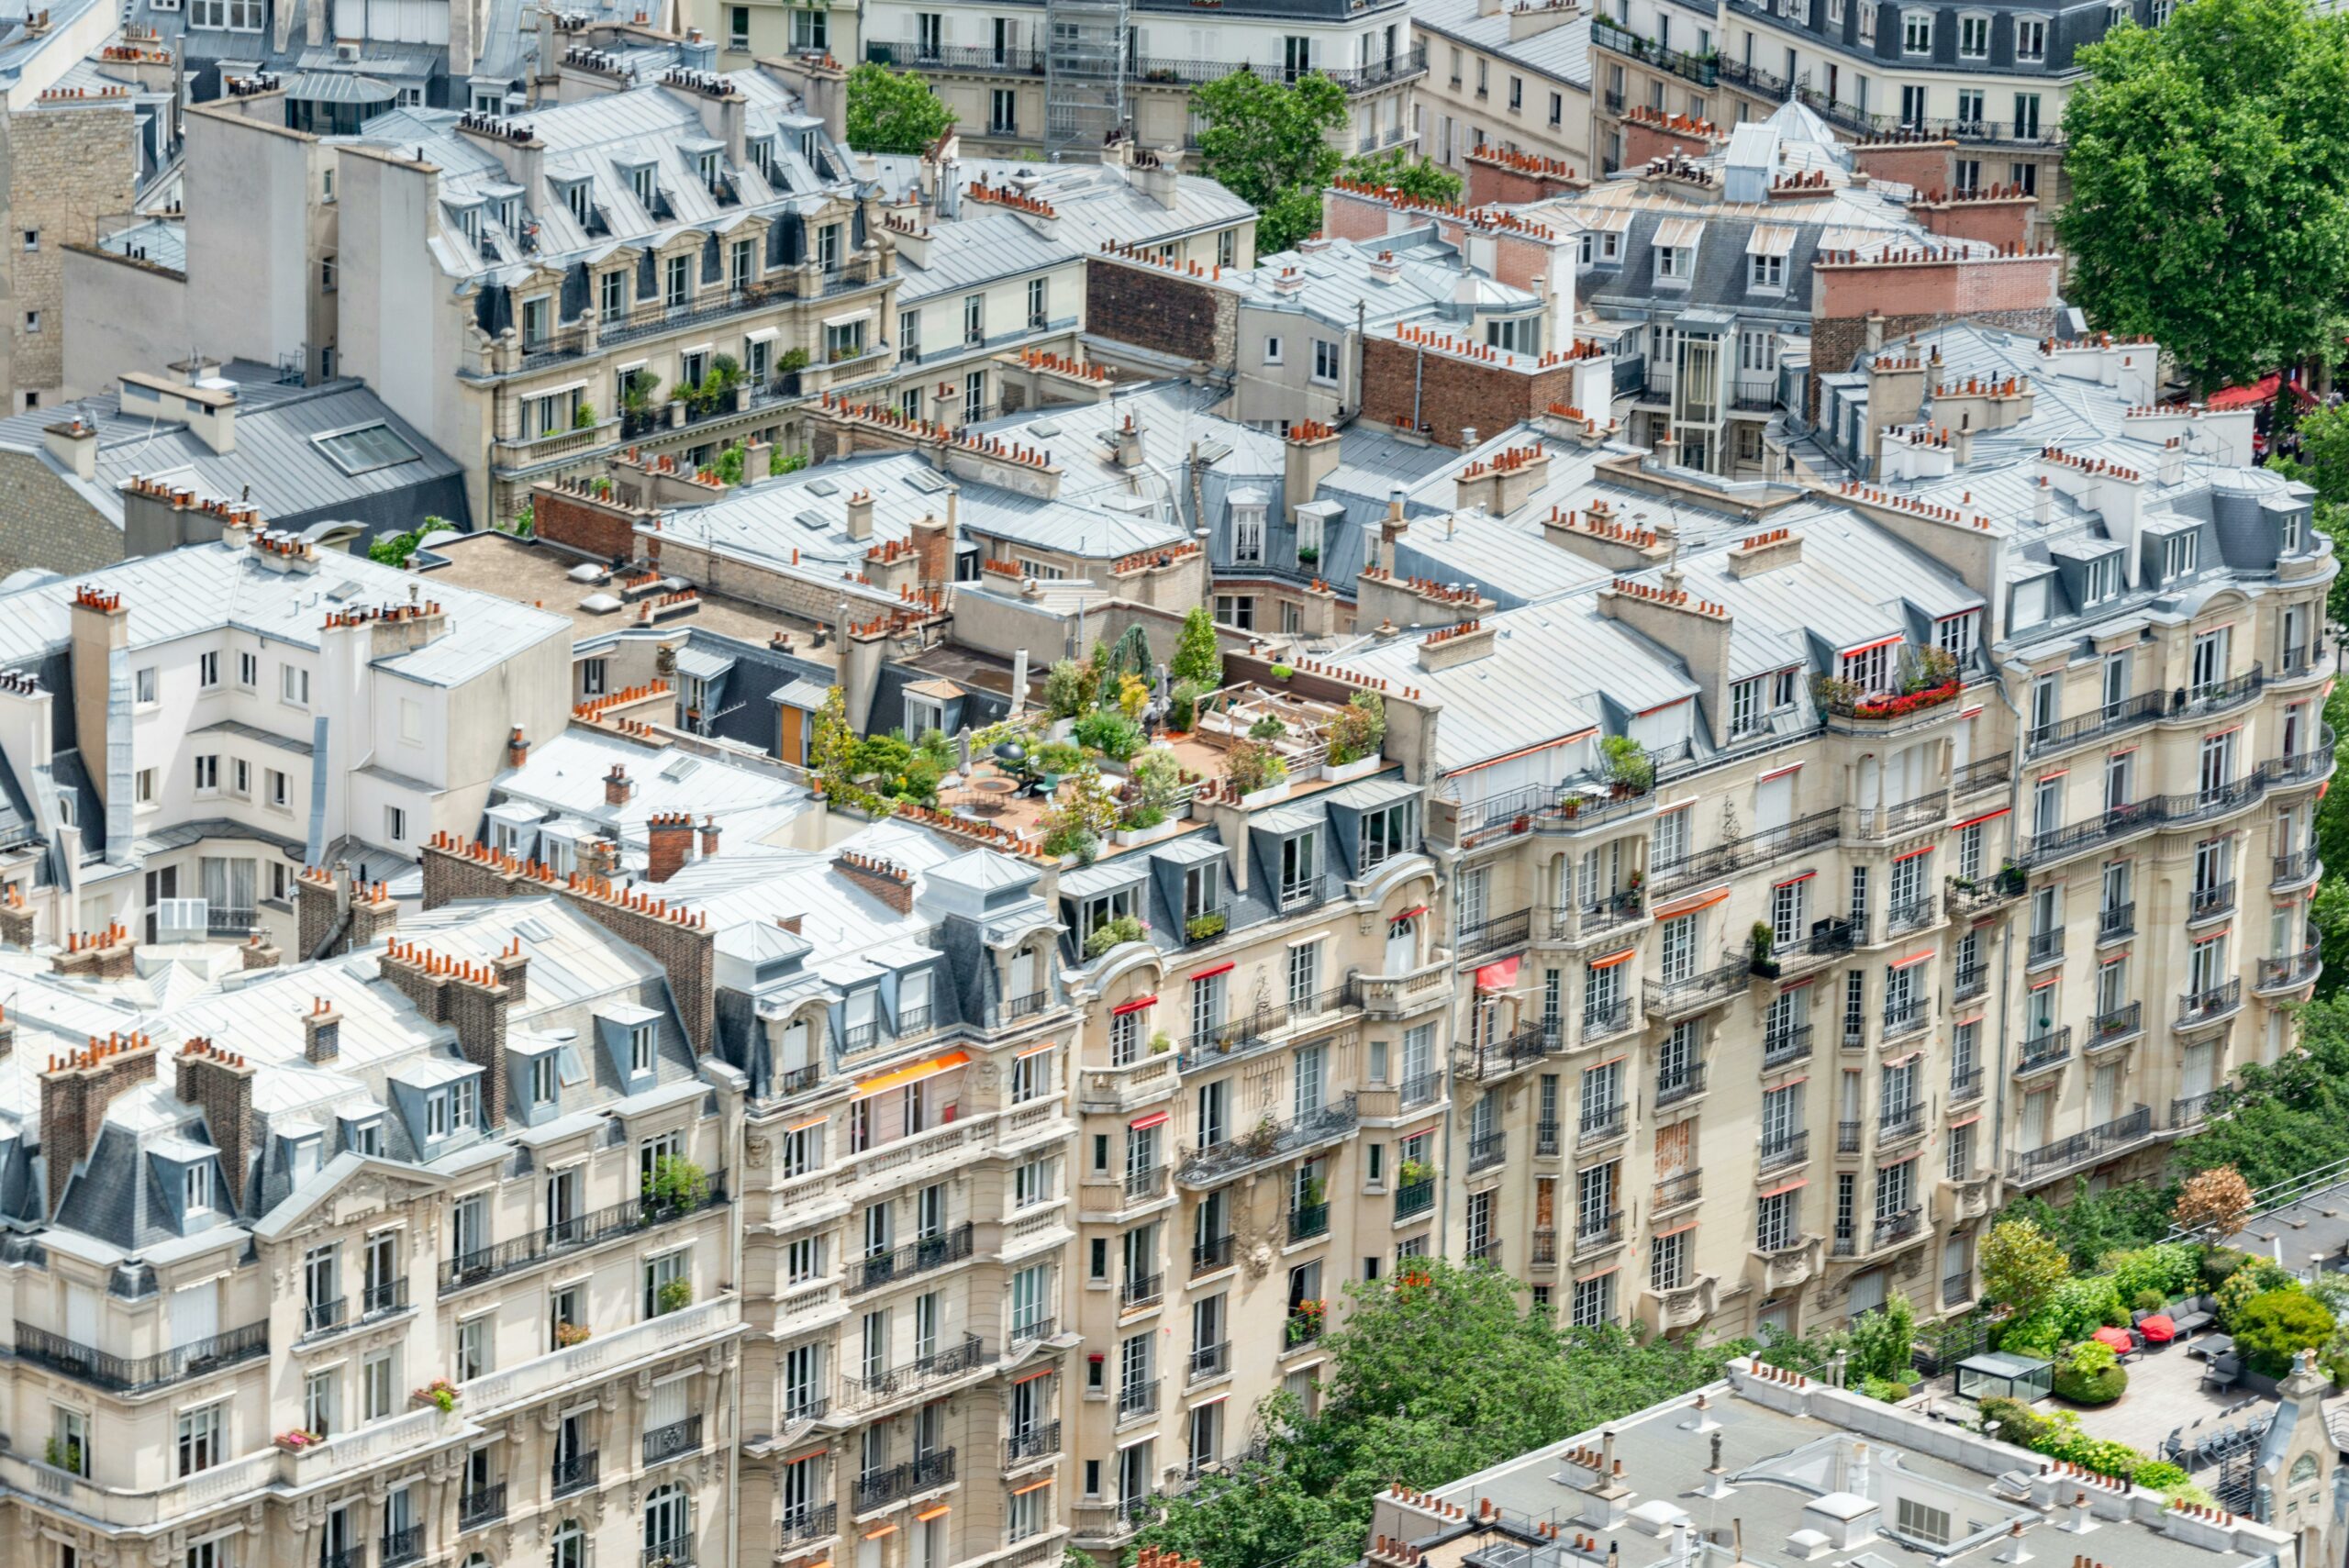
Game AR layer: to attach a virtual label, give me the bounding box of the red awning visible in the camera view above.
[2208,373,2319,410]
[1475,955,1521,992]
[1110,995,1157,1016]
[1393,905,1430,921]
[1189,961,1235,981]
[1130,1110,1170,1130]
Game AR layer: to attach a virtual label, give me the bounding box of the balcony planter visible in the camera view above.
[411,1378,462,1415]
[1748,922,1779,978]
[274,1429,326,1455]
[1238,781,1288,809]
[1184,911,1227,944]
[1113,817,1184,848]
[1320,755,1382,784]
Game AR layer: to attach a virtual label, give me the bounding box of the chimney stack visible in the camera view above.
[41,1031,161,1215]
[507,725,531,769]
[646,811,696,883]
[605,764,634,806]
[698,816,721,859]
[304,995,341,1062]
[174,1039,256,1209]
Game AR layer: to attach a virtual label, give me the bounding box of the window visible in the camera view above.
[1569,1272,1613,1328]
[135,768,156,806]
[237,651,257,688]
[184,1161,212,1213]
[456,1316,491,1380]
[1901,9,1932,50]
[2015,17,2045,56]
[1028,277,1048,328]
[1656,245,1687,281]
[1214,594,1255,631]
[134,665,158,704]
[1312,339,1341,384]
[362,1347,397,1420]
[1010,1044,1052,1104]
[1896,1499,1953,1547]
[781,1122,822,1178]
[1958,12,1988,54]
[630,1022,658,1076]
[22,310,39,334]
[177,1403,224,1475]
[1262,335,1282,366]
[1749,251,1785,290]
[2165,531,2200,581]
[385,806,407,844]
[282,665,309,706]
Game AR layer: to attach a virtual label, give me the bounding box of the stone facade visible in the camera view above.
[4,99,139,412]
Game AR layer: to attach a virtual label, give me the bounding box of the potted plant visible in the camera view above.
[1150,1031,1174,1055]
[1397,1158,1436,1187]
[1269,662,1296,681]
[1185,910,1228,943]
[1083,914,1146,958]
[1322,691,1386,781]
[1750,919,1780,978]
[412,1378,462,1414]
[643,1154,712,1214]
[1600,735,1654,796]
[44,1437,84,1471]
[1225,739,1288,806]
[656,1276,695,1315]
[1297,545,1319,565]
[1167,680,1202,735]
[1241,1115,1280,1156]
[273,1429,324,1454]
[555,1321,594,1349]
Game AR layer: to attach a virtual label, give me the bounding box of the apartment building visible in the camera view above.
[0,520,572,954]
[1321,322,2329,1339]
[1413,0,1593,178]
[1711,0,2127,233]
[1364,1351,2340,1568]
[711,0,1425,161]
[72,43,887,527]
[1586,0,1725,173]
[0,884,742,1568]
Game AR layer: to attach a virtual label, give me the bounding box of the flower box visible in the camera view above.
[1320,756,1383,784]
[1239,781,1287,809]
[1113,818,1185,849]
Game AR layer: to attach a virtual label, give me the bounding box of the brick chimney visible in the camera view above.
[303,995,341,1062]
[605,764,634,806]
[697,817,721,860]
[41,1031,161,1214]
[507,726,531,769]
[0,883,33,949]
[646,811,696,883]
[51,919,136,981]
[175,1039,255,1209]
[833,849,916,914]
[492,937,530,1006]
[240,932,282,970]
[350,878,399,948]
[378,941,510,1125]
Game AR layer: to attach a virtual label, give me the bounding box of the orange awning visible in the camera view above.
[855,1049,970,1096]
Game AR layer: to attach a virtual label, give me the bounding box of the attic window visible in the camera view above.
[628,162,659,209]
[2081,553,2120,606]
[2164,531,2199,581]
[314,421,422,475]
[184,1162,213,1214]
[562,179,593,226]
[750,137,775,178]
[351,1118,384,1156]
[1656,245,1688,282]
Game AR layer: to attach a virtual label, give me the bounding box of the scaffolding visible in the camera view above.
[1043,0,1128,160]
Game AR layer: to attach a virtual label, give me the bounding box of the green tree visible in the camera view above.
[2268,406,2349,629]
[2232,1289,2337,1374]
[845,62,955,154]
[1132,1262,1750,1568]
[367,528,423,567]
[2056,0,2349,394]
[1980,1219,2070,1320]
[1339,148,1464,206]
[1998,1181,2172,1269]
[1172,605,1224,689]
[1193,71,1347,254]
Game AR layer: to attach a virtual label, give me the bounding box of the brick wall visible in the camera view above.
[0,451,125,577]
[1908,195,2036,252]
[534,485,649,563]
[1357,338,1582,448]
[1464,162,1584,206]
[7,104,139,405]
[1084,258,1236,366]
[174,1045,255,1210]
[1850,139,1954,193]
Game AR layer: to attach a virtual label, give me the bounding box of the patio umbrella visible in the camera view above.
[2138,1314,2177,1343]
[2092,1326,2135,1353]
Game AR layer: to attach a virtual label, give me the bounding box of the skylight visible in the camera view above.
[312,422,421,476]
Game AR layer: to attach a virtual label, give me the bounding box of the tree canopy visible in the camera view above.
[1131,1262,1750,1568]
[2057,0,2349,394]
[1191,73,1464,254]
[845,62,955,154]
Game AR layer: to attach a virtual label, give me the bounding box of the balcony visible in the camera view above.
[1531,1229,1558,1268]
[1573,1211,1624,1257]
[778,1504,838,1549]
[1649,809,1840,898]
[1467,1129,1507,1173]
[1643,958,1748,1018]
[2188,881,2236,922]
[1881,996,1928,1040]
[1590,14,1720,83]
[1394,1178,1436,1221]
[1459,907,1533,962]
[1467,1236,1504,1267]
[841,1335,989,1412]
[1179,1094,1358,1185]
[2098,902,2134,941]
[851,1223,974,1296]
[2025,929,2064,969]
[458,1485,507,1531]
[1886,897,1938,936]
[643,1538,694,1568]
[2008,1106,2154,1184]
[2177,666,2265,719]
[2170,1092,2221,1129]
[382,1529,423,1568]
[1119,1265,1163,1308]
[2257,946,2322,992]
[1836,1120,1864,1155]
[1553,892,1645,943]
[1879,1102,1925,1145]
[2016,1028,2071,1075]
[1186,1340,1229,1385]
[1954,751,2012,796]
[1949,1066,1985,1103]
[644,1415,703,1466]
[1397,1071,1442,1111]
[1761,1025,1812,1070]
[1177,981,1364,1073]
[1655,1063,1708,1107]
[1849,791,1949,840]
[1536,1118,1561,1155]
[856,1449,956,1512]
[2026,692,2165,757]
[2274,849,2321,887]
[1462,1022,1550,1081]
[1581,995,1637,1042]
[2177,978,2243,1029]
[551,1451,600,1497]
[1191,1233,1236,1276]
[12,1318,269,1395]
[2087,1001,2142,1046]
[1007,1420,1063,1466]
[1954,961,1989,1002]
[1773,917,1857,973]
[1654,1171,1702,1211]
[1286,1203,1330,1243]
[1577,1102,1629,1149]
[1943,1273,1974,1308]
[2026,800,2161,866]
[442,1170,729,1292]
[1759,1132,1808,1173]
[1870,1206,1924,1249]
[1283,1309,1323,1351]
[1945,868,2025,917]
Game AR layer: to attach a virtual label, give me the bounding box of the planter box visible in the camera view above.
[1320,756,1383,784]
[1114,818,1184,849]
[1239,782,1288,809]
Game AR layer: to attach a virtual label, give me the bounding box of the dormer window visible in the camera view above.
[2016,17,2045,57]
[1297,508,1325,559]
[1749,251,1785,290]
[1231,497,1266,562]
[1361,801,1412,868]
[2081,552,2121,606]
[1901,9,1932,51]
[1957,12,1989,56]
[1182,864,1219,923]
[531,1053,559,1103]
[628,163,659,210]
[630,1022,657,1076]
[184,1162,213,1214]
[2164,531,2199,581]
[351,1117,384,1156]
[751,137,775,178]
[427,1079,477,1140]
[495,197,520,230]
[1279,831,1319,908]
[697,150,720,188]
[454,205,481,243]
[1656,245,1687,281]
[562,180,593,226]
